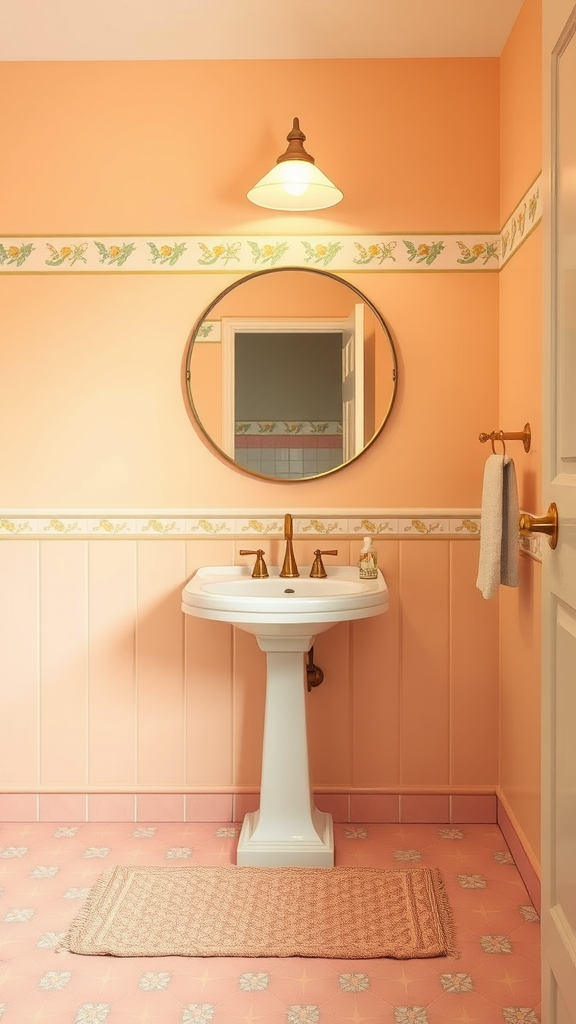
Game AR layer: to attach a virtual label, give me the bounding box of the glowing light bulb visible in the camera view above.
[281,162,310,197]
[284,181,308,196]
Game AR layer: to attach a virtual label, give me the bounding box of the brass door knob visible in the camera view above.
[518,502,558,549]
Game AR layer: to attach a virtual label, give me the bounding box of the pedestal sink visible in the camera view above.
[182,564,388,866]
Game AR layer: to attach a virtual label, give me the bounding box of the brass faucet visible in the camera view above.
[239,549,269,578]
[310,549,338,578]
[279,513,299,578]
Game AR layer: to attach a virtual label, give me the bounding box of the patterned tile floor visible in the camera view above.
[0,821,540,1023]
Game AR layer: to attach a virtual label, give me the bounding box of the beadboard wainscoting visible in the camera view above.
[0,512,502,814]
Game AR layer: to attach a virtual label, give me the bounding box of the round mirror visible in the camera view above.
[185,267,397,481]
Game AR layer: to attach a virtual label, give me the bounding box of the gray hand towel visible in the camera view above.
[476,454,519,600]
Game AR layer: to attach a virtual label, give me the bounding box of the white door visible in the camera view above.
[542,4,576,1020]
[342,303,365,461]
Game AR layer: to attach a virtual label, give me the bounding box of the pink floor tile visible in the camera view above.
[319,987,394,1016]
[62,957,144,1002]
[510,939,542,968]
[215,986,291,1017]
[510,920,542,944]
[215,993,288,1024]
[427,989,507,1021]
[166,957,251,1002]
[107,988,186,1021]
[2,990,79,1023]
[472,954,541,1004]
[0,954,53,999]
[269,958,345,1002]
[369,959,441,1004]
[0,820,541,1022]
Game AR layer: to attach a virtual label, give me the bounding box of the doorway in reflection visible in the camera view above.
[234,331,343,478]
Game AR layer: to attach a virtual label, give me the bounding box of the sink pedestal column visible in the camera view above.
[236,635,334,867]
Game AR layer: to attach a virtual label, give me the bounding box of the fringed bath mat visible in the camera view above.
[60,864,458,959]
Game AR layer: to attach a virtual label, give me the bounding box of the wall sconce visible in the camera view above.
[247,117,343,212]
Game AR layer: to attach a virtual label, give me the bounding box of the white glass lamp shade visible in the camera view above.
[247,117,343,212]
[247,159,343,212]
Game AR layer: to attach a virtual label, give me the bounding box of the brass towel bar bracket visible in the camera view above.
[478,422,531,454]
[519,502,559,550]
[477,424,559,547]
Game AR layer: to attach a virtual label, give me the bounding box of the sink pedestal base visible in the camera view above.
[236,642,334,868]
[237,807,334,867]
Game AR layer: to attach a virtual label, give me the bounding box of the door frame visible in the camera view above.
[221,316,348,456]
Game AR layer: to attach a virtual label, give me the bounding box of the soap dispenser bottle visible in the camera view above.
[359,536,378,579]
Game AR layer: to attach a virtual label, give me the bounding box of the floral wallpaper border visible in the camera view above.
[0,177,541,275]
[1,512,481,540]
[235,421,342,436]
[500,176,541,267]
[0,511,546,560]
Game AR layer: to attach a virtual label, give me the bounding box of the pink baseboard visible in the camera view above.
[496,790,541,914]
[0,789,497,825]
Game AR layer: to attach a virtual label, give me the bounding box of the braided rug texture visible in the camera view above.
[61,864,458,959]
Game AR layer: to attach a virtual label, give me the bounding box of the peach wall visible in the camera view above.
[0,271,499,508]
[0,59,499,236]
[500,0,543,223]
[0,53,515,814]
[499,0,542,865]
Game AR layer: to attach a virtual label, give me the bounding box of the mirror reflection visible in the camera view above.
[186,268,397,480]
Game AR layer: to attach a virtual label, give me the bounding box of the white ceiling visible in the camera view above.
[0,0,524,61]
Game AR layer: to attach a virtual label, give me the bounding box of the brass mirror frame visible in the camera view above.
[184,266,398,481]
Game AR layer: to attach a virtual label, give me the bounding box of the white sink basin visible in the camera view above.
[182,564,388,637]
[181,562,389,868]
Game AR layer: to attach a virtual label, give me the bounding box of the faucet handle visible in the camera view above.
[310,549,338,578]
[239,549,269,578]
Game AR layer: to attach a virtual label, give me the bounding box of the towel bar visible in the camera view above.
[478,422,531,453]
[519,502,558,549]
